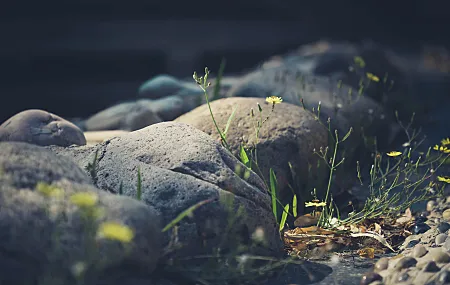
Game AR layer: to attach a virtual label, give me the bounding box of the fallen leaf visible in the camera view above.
[358,247,375,259]
[351,232,396,252]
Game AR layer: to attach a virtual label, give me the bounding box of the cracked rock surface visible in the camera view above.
[49,121,284,260]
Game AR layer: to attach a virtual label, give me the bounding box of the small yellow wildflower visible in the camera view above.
[36,182,64,198]
[366,72,380,82]
[97,221,134,243]
[70,192,98,208]
[438,176,450,184]
[265,96,283,105]
[386,151,402,157]
[305,201,327,207]
[441,138,450,146]
[433,145,450,153]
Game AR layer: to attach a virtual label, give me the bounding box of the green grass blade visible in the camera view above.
[224,105,237,137]
[240,145,251,168]
[269,168,278,220]
[136,166,142,201]
[292,195,298,217]
[279,204,290,232]
[162,198,216,232]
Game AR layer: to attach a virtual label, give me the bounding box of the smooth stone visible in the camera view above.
[444,239,450,251]
[413,222,431,234]
[437,270,450,285]
[438,222,450,233]
[429,248,450,263]
[394,257,417,270]
[374,257,389,271]
[0,109,86,147]
[413,244,429,258]
[427,200,437,212]
[442,209,450,221]
[422,261,441,272]
[436,233,448,245]
[360,271,382,285]
[397,272,409,282]
[407,239,420,248]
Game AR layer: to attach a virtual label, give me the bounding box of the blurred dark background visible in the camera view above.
[0,1,449,123]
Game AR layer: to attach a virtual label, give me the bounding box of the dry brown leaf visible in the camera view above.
[358,247,375,259]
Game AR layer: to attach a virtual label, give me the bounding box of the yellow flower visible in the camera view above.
[438,176,450,184]
[366,72,380,82]
[434,145,450,153]
[386,151,402,157]
[70,192,98,208]
[36,182,64,198]
[97,221,134,243]
[266,96,283,104]
[441,138,450,146]
[305,201,327,207]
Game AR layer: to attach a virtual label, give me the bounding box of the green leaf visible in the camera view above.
[162,198,216,232]
[224,105,237,137]
[293,195,298,217]
[269,169,278,220]
[240,145,251,169]
[136,166,142,201]
[279,204,289,232]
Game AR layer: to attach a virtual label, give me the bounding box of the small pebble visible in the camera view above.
[413,244,428,258]
[374,257,389,271]
[444,239,450,251]
[438,222,450,233]
[416,212,428,223]
[421,261,440,272]
[437,270,450,285]
[407,239,420,248]
[436,233,448,245]
[413,222,431,234]
[394,256,417,270]
[397,272,409,282]
[429,248,450,263]
[360,271,382,285]
[427,200,437,212]
[443,209,450,221]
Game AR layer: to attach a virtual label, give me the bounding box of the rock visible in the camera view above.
[84,130,129,145]
[148,95,201,121]
[84,100,162,131]
[443,209,450,221]
[0,109,86,147]
[360,271,382,285]
[393,257,417,270]
[426,248,450,264]
[413,244,428,258]
[436,270,450,285]
[438,222,450,234]
[413,222,431,234]
[138,74,203,100]
[444,239,450,252]
[421,261,440,272]
[436,233,448,245]
[374,257,389,271]
[175,97,329,210]
[0,142,162,285]
[48,122,284,261]
[0,142,92,189]
[427,200,437,212]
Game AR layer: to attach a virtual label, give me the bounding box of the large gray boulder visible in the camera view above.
[0,109,86,147]
[0,142,163,285]
[49,122,284,261]
[175,97,329,210]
